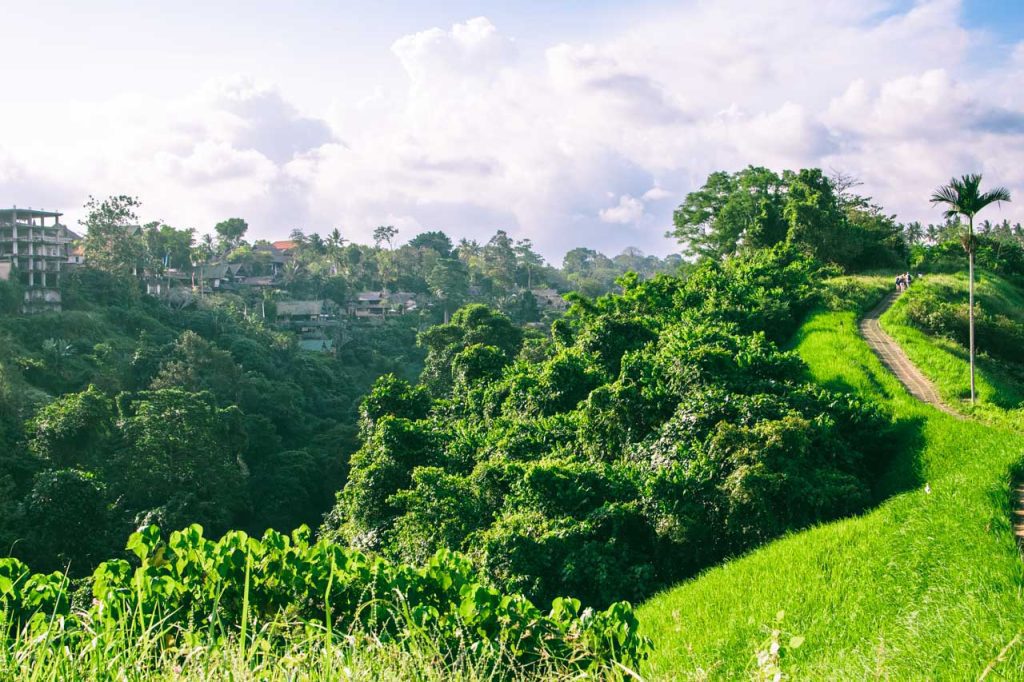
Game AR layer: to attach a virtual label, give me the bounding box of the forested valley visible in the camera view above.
[3,166,1024,677]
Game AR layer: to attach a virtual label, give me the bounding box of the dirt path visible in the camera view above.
[858,291,960,417]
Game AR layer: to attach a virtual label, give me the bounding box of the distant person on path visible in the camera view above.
[895,274,903,292]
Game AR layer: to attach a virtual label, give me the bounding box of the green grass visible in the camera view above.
[638,279,1024,679]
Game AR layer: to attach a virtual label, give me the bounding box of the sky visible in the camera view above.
[2,0,1024,261]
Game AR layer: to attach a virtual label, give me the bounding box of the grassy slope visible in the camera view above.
[638,276,1024,679]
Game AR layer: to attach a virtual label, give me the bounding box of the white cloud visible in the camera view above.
[642,186,672,202]
[5,2,1024,258]
[600,195,645,224]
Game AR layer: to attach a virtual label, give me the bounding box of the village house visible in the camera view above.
[347,290,418,318]
[252,243,292,276]
[197,262,247,291]
[530,288,568,312]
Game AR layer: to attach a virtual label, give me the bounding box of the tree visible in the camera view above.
[409,231,454,258]
[930,174,1011,404]
[326,228,347,275]
[214,218,248,252]
[418,304,522,396]
[80,195,146,276]
[22,469,111,574]
[374,226,400,288]
[783,168,849,264]
[483,230,517,295]
[670,167,786,259]
[426,258,470,323]
[143,222,196,271]
[115,388,248,535]
[514,239,545,289]
[373,225,399,250]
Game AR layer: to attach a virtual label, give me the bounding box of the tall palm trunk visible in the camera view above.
[968,216,976,404]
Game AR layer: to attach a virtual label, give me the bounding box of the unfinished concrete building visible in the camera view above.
[0,207,78,313]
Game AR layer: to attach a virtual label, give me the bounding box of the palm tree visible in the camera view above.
[930,174,1011,404]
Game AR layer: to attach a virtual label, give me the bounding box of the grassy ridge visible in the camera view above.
[881,271,1024,428]
[638,278,1024,679]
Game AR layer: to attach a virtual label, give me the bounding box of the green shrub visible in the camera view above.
[0,525,651,674]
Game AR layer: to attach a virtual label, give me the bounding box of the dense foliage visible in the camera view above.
[671,167,908,270]
[324,245,891,608]
[911,233,1024,283]
[0,269,423,575]
[0,525,649,675]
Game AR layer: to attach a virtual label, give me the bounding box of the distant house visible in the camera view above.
[253,243,292,276]
[144,269,190,297]
[276,299,338,337]
[277,299,326,322]
[66,243,86,268]
[390,291,418,313]
[347,291,418,318]
[271,240,299,252]
[530,288,568,311]
[349,291,388,318]
[199,262,246,290]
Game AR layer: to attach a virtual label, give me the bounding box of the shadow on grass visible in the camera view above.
[812,371,927,505]
[871,413,927,502]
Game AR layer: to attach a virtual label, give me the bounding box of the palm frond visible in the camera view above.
[930,174,1011,219]
[977,187,1011,209]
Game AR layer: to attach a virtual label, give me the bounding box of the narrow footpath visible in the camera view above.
[857,290,1024,547]
[858,292,959,417]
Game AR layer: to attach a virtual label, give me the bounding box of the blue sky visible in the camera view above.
[2,0,1024,259]
[963,0,1024,43]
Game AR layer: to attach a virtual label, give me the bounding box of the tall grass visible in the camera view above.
[637,279,1024,679]
[0,591,598,681]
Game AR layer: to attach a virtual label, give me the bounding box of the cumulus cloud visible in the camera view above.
[5,2,1024,257]
[600,195,645,225]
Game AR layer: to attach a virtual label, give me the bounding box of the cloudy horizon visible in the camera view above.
[3,0,1024,260]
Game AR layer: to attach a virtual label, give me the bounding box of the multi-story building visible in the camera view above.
[0,207,78,313]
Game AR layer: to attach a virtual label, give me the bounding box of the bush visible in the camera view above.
[326,245,892,608]
[0,525,651,674]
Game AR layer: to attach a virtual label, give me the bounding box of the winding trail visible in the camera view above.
[858,292,960,417]
[857,290,1024,546]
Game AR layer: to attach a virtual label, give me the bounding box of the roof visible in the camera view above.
[254,244,289,263]
[272,240,299,251]
[203,263,235,279]
[277,300,325,317]
[0,208,62,220]
[356,291,386,302]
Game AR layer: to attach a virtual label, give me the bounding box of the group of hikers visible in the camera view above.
[895,272,914,292]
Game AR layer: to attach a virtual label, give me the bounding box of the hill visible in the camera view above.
[638,274,1024,678]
